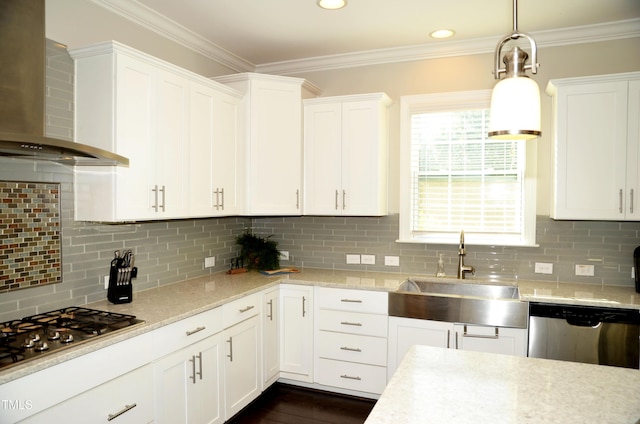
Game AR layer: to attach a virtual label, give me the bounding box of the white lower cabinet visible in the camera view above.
[279,284,314,382]
[153,307,225,424]
[262,287,280,387]
[315,287,389,395]
[387,317,527,380]
[453,323,527,356]
[20,364,154,424]
[154,334,224,424]
[223,293,262,420]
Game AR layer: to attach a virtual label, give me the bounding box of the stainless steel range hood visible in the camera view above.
[0,0,128,166]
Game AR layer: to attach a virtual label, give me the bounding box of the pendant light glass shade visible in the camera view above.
[489,76,541,139]
[488,0,541,140]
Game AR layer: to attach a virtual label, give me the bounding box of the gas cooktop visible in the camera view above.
[0,307,143,371]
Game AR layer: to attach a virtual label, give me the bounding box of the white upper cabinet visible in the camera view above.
[72,41,242,222]
[303,93,392,216]
[214,73,319,216]
[547,72,640,220]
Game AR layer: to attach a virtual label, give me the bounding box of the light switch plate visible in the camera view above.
[575,264,595,277]
[384,256,400,266]
[534,262,553,274]
[204,256,216,268]
[346,254,361,264]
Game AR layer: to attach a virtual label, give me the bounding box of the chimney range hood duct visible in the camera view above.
[0,0,128,166]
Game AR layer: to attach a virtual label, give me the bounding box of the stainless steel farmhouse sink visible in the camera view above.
[389,278,529,328]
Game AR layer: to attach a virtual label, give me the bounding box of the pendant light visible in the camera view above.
[488,0,541,140]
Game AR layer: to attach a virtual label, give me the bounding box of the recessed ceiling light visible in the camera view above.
[430,29,455,39]
[317,0,347,10]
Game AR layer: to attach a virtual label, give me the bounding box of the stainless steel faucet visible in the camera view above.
[457,230,475,279]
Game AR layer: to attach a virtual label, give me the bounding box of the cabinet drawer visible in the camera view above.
[223,292,261,328]
[318,309,388,337]
[316,358,387,395]
[22,364,154,424]
[152,306,223,359]
[317,331,387,366]
[316,287,388,314]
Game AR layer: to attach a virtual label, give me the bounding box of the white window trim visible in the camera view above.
[399,90,538,247]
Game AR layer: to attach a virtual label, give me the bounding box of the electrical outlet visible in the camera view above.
[103,275,109,289]
[280,251,290,260]
[575,264,595,277]
[204,256,216,268]
[534,262,553,274]
[384,256,400,266]
[346,254,361,264]
[361,254,376,265]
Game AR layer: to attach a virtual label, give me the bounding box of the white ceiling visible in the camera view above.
[95,0,640,73]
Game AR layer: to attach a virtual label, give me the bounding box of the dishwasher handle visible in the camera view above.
[566,316,602,327]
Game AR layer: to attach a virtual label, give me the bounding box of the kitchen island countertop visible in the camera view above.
[366,345,640,424]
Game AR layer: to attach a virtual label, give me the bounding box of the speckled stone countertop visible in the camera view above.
[365,345,640,424]
[2,268,639,384]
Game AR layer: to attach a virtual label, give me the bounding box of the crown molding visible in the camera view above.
[91,0,254,72]
[90,1,639,76]
[258,18,640,75]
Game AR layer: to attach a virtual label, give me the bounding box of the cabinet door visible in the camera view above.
[304,102,343,214]
[154,334,224,424]
[341,100,388,215]
[453,324,527,356]
[387,317,452,380]
[262,287,280,387]
[279,285,314,382]
[224,315,261,420]
[246,81,302,215]
[155,69,189,218]
[552,81,628,220]
[627,80,640,219]
[113,53,157,220]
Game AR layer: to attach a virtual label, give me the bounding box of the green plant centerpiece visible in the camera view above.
[235,232,280,271]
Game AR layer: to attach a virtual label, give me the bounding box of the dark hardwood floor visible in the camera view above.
[226,383,377,424]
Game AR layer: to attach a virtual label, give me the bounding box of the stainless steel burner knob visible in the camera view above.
[22,339,35,348]
[28,332,41,342]
[60,333,74,343]
[34,341,49,352]
[47,330,60,341]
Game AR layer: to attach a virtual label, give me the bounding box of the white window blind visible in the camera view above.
[400,91,536,246]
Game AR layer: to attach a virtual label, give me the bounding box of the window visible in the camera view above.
[399,90,536,246]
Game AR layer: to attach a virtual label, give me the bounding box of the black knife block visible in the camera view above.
[107,263,137,304]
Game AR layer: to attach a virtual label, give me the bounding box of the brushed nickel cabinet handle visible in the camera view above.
[196,351,203,380]
[463,325,500,339]
[267,299,273,320]
[340,321,362,327]
[227,337,233,362]
[107,403,137,421]
[239,305,255,313]
[620,189,623,213]
[335,190,339,210]
[159,185,166,212]
[189,355,197,383]
[340,298,362,303]
[302,296,307,317]
[340,374,361,381]
[340,346,362,352]
[186,326,206,336]
[152,185,159,212]
[220,187,225,210]
[342,190,346,210]
[631,189,634,214]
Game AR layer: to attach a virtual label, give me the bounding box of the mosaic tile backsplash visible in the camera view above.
[0,181,61,292]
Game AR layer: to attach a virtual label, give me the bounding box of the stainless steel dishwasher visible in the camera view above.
[528,302,640,369]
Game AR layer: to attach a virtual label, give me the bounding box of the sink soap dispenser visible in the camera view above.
[436,254,446,277]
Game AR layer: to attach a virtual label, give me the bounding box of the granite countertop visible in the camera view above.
[365,345,640,424]
[2,268,639,384]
